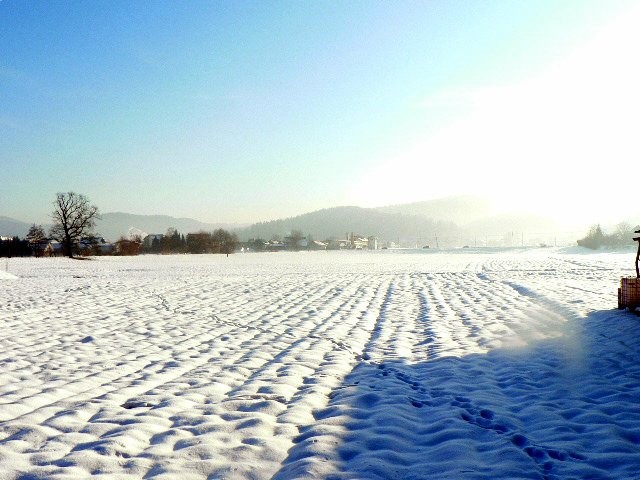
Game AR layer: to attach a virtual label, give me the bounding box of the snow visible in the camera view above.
[1,249,639,479]
[0,269,17,280]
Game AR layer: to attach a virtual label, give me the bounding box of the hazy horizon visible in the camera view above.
[3,193,636,237]
[2,1,638,226]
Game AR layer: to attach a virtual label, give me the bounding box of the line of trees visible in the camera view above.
[577,223,639,249]
[0,223,51,257]
[0,192,239,258]
[145,228,238,256]
[0,237,31,257]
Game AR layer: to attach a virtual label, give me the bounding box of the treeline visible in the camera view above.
[577,223,639,249]
[146,228,238,255]
[0,237,31,257]
[2,192,241,258]
[0,227,239,257]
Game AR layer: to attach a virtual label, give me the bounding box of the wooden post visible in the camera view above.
[634,232,640,278]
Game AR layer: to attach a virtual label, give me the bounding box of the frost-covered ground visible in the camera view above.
[1,248,640,479]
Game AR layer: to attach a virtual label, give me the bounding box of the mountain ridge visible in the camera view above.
[95,212,244,242]
[0,217,33,238]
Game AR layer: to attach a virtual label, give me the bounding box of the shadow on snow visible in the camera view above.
[273,309,640,480]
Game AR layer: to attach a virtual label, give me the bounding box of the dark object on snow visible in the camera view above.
[122,400,153,409]
[618,232,640,310]
[634,231,640,278]
[618,277,640,311]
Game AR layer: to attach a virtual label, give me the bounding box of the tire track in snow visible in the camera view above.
[135,276,391,479]
[0,278,332,424]
[15,274,388,479]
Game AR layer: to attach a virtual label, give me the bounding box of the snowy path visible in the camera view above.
[1,250,639,479]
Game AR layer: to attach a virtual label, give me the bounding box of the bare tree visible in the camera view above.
[288,230,304,250]
[26,224,46,242]
[25,224,47,257]
[212,228,238,256]
[613,222,633,245]
[49,192,100,258]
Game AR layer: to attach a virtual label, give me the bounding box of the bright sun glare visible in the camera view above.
[348,4,640,227]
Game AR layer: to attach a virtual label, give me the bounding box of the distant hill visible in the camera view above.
[238,206,460,245]
[0,217,32,238]
[95,212,242,242]
[376,195,492,225]
[238,197,569,247]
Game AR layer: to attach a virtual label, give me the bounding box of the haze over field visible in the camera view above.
[1,1,639,226]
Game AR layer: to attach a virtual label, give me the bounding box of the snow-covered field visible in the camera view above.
[1,248,640,479]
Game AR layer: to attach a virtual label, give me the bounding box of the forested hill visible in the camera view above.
[237,206,459,243]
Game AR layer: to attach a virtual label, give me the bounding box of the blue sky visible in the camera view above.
[1,1,638,224]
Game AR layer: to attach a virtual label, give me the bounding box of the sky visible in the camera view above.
[1,1,638,226]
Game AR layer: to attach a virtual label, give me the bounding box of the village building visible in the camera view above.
[142,234,164,249]
[78,237,115,255]
[309,240,327,250]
